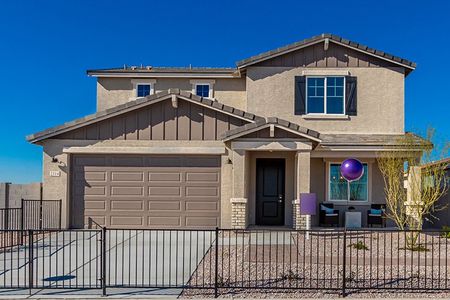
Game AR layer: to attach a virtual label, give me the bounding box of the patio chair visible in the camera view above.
[367,204,386,227]
[319,203,340,227]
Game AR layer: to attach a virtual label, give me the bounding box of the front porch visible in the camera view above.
[227,143,388,230]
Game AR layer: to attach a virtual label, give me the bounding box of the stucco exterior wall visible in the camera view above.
[246,67,405,134]
[97,77,246,111]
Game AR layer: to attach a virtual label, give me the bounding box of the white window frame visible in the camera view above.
[327,161,370,203]
[306,76,346,116]
[131,79,156,99]
[190,79,215,98]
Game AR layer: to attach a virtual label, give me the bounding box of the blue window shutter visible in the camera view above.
[295,76,306,115]
[345,76,357,116]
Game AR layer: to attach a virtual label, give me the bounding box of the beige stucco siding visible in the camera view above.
[246,67,405,134]
[97,77,246,111]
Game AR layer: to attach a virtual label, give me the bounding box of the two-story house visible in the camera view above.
[27,33,423,229]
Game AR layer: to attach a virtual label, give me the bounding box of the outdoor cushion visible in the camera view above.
[370,209,383,215]
[320,205,334,214]
[325,213,338,216]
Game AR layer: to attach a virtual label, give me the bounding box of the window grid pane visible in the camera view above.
[307,78,325,114]
[196,84,210,97]
[329,163,368,201]
[326,76,344,114]
[137,84,151,97]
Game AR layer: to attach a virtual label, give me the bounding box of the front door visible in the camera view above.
[256,159,285,226]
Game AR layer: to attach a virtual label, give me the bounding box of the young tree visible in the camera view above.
[377,129,449,248]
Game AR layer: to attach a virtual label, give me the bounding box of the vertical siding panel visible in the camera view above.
[111,116,125,140]
[357,51,369,67]
[125,111,138,140]
[304,46,315,67]
[137,108,150,140]
[216,112,229,138]
[72,127,86,139]
[293,48,305,66]
[86,124,99,140]
[151,102,164,140]
[190,103,203,140]
[177,100,190,140]
[203,108,216,140]
[347,49,359,67]
[163,100,177,140]
[99,120,111,140]
[336,46,348,67]
[326,43,337,67]
[314,43,326,67]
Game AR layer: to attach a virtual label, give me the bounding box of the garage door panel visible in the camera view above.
[111,186,144,196]
[185,186,219,197]
[110,216,144,226]
[111,200,144,211]
[148,172,181,182]
[185,201,218,211]
[72,154,220,229]
[148,216,181,227]
[148,201,181,211]
[148,186,181,196]
[85,200,106,210]
[186,172,219,182]
[185,217,218,227]
[111,171,144,182]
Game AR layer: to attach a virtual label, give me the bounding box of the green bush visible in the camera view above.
[442,226,450,239]
[348,241,369,251]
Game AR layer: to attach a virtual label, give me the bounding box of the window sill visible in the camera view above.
[302,114,350,120]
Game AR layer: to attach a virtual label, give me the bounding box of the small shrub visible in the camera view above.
[401,244,429,252]
[441,226,450,239]
[348,241,369,251]
[280,269,302,281]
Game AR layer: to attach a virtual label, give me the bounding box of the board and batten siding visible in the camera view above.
[55,99,248,141]
[255,42,401,69]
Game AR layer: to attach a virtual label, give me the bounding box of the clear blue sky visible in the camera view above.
[0,0,449,183]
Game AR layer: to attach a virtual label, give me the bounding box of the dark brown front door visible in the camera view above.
[256,159,285,226]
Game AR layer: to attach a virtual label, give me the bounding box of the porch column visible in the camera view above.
[231,149,247,229]
[293,151,311,230]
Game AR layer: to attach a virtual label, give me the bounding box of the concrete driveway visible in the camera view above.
[0,229,214,293]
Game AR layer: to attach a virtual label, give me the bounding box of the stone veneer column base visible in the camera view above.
[230,198,247,229]
[292,200,309,230]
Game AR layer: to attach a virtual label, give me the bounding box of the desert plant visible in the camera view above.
[348,240,369,250]
[442,225,450,239]
[377,128,449,248]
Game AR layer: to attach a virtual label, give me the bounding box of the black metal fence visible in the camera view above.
[0,228,449,297]
[0,199,62,231]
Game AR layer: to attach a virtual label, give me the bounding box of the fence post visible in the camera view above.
[342,228,347,298]
[20,199,24,244]
[214,227,219,298]
[28,230,34,295]
[38,199,43,230]
[101,226,107,296]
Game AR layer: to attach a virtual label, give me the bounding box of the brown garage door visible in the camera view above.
[71,155,221,229]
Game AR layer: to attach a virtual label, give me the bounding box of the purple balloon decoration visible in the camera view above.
[340,158,364,182]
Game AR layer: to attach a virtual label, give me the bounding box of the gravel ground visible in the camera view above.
[181,230,450,298]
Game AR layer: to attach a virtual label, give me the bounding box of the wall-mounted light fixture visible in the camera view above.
[227,158,233,164]
[51,157,59,163]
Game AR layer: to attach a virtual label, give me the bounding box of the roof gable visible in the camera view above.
[236,33,416,75]
[27,89,260,143]
[221,117,321,142]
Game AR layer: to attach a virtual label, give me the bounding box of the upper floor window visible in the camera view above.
[131,79,156,99]
[306,76,345,115]
[195,84,210,97]
[137,84,151,97]
[190,80,215,98]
